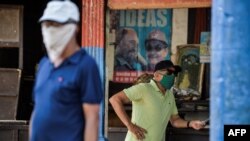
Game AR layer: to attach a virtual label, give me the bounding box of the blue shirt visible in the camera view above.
[30,49,103,141]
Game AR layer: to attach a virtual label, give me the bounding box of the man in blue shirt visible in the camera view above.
[29,1,103,141]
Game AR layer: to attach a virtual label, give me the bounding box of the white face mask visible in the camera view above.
[42,24,77,62]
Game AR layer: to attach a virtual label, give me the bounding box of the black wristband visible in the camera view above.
[187,121,190,128]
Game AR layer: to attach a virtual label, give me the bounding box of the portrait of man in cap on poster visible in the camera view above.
[145,29,170,71]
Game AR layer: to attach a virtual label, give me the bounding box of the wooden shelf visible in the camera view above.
[176,100,209,112]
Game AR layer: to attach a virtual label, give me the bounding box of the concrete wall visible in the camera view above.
[171,9,188,64]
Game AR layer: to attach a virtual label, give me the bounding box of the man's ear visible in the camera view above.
[153,71,161,81]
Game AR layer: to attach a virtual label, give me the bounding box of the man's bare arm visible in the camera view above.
[170,114,205,130]
[109,91,131,127]
[109,91,147,140]
[83,103,100,141]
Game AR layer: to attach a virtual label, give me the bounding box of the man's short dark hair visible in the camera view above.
[154,60,182,75]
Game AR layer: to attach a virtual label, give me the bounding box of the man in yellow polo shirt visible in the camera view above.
[109,60,205,141]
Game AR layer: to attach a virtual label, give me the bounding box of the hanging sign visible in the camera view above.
[110,9,172,83]
[108,0,211,10]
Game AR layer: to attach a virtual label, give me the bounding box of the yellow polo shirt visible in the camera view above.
[123,80,178,141]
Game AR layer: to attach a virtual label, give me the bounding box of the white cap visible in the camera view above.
[147,29,167,43]
[39,0,79,23]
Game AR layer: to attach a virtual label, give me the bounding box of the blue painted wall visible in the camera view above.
[211,0,250,141]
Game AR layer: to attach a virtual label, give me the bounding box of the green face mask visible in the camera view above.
[160,75,175,89]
